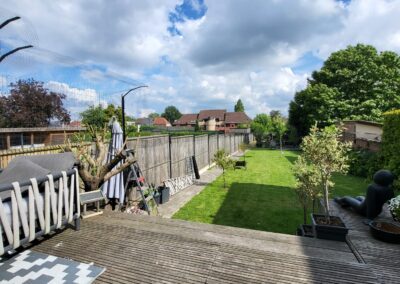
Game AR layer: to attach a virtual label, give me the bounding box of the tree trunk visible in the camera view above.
[223,168,226,188]
[280,136,283,154]
[303,205,307,224]
[322,177,330,220]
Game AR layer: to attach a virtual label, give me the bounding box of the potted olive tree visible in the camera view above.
[293,156,321,237]
[300,125,351,241]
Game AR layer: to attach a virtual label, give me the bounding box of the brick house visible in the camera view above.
[174,109,251,132]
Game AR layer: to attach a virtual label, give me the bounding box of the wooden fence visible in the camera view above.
[0,133,253,186]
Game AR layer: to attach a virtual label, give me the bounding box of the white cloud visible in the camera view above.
[44,81,98,103]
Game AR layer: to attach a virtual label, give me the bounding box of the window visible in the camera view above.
[10,133,22,147]
[34,133,46,144]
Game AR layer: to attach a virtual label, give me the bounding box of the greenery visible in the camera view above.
[212,150,234,188]
[0,79,70,127]
[388,196,400,220]
[289,44,400,137]
[234,99,245,112]
[300,125,351,218]
[147,112,159,119]
[272,116,287,153]
[293,156,321,224]
[381,109,400,188]
[80,104,134,131]
[348,149,380,179]
[161,105,182,124]
[250,113,271,147]
[173,150,368,234]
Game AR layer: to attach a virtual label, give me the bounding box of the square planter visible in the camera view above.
[311,214,348,242]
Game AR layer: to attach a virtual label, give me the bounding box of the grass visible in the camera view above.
[172,149,369,235]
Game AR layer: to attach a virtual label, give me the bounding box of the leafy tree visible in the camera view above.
[293,156,321,224]
[300,125,351,219]
[272,116,287,153]
[0,79,70,127]
[234,99,245,112]
[269,110,281,119]
[80,105,107,130]
[148,112,159,119]
[194,120,201,132]
[213,150,234,189]
[162,105,182,124]
[250,113,271,147]
[104,104,124,123]
[289,44,400,137]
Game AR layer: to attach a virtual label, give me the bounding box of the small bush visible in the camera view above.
[348,149,381,179]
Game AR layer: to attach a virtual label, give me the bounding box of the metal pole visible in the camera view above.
[121,85,148,142]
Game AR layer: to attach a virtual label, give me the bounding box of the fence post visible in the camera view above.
[193,135,196,158]
[217,133,219,151]
[168,134,172,178]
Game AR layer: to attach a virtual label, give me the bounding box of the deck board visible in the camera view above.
[330,201,400,284]
[26,211,384,283]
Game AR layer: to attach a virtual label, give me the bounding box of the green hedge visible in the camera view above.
[381,110,400,187]
[348,149,381,179]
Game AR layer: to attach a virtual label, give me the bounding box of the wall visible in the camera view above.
[355,123,382,141]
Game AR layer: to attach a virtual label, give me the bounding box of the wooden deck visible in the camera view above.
[25,211,386,283]
[330,201,400,284]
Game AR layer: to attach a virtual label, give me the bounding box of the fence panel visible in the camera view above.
[170,135,194,178]
[194,135,208,170]
[209,135,218,164]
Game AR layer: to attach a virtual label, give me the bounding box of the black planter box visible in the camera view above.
[311,214,348,242]
[159,186,170,204]
[235,161,246,168]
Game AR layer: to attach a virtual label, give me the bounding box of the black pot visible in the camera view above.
[153,191,161,205]
[369,221,400,243]
[301,224,314,238]
[311,214,348,242]
[159,186,170,204]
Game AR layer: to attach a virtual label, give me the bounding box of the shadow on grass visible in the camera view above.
[284,155,297,165]
[212,182,302,235]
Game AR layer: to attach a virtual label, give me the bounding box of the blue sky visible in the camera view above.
[1,0,400,120]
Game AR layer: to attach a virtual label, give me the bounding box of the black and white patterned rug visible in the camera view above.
[0,250,105,283]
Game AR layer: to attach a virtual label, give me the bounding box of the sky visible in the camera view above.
[1,0,400,120]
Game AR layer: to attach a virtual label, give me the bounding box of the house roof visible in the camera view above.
[153,117,171,126]
[174,114,198,125]
[225,112,252,124]
[198,109,226,120]
[136,118,153,126]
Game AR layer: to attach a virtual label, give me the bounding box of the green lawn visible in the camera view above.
[173,149,369,235]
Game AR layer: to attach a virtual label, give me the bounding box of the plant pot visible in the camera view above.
[369,221,400,243]
[159,186,170,204]
[311,214,348,242]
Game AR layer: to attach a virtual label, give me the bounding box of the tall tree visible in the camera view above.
[250,113,271,147]
[80,105,107,130]
[269,110,281,119]
[162,105,182,123]
[148,112,159,119]
[0,79,70,127]
[234,99,245,112]
[272,116,287,153]
[289,44,400,137]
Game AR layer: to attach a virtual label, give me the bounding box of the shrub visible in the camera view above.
[381,109,400,188]
[348,149,381,179]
